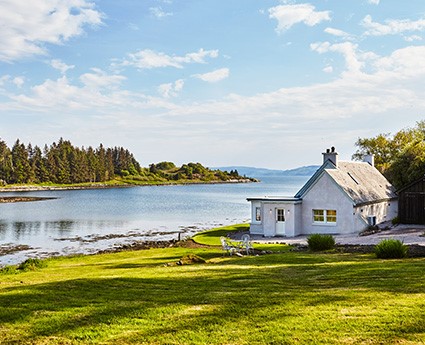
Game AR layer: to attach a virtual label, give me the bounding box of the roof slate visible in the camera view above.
[324,161,397,205]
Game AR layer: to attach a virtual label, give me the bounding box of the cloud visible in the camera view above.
[3,45,425,169]
[50,59,75,74]
[0,0,103,62]
[311,41,379,74]
[193,68,229,83]
[79,68,126,90]
[116,48,219,70]
[269,3,331,33]
[158,79,184,98]
[323,66,333,73]
[324,27,354,40]
[362,15,425,36]
[150,7,173,18]
[12,77,25,88]
[367,0,380,4]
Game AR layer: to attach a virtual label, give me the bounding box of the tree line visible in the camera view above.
[353,120,425,189]
[0,138,141,185]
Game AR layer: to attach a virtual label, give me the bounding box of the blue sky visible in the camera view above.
[1,0,425,169]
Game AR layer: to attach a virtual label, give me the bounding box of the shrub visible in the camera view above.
[391,216,400,225]
[0,265,17,275]
[307,234,335,251]
[18,258,47,271]
[374,239,407,259]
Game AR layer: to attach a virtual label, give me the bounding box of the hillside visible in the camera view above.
[215,165,319,178]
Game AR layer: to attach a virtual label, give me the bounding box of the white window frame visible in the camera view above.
[313,209,337,225]
[255,207,262,222]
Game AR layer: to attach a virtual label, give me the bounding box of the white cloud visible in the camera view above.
[324,27,354,40]
[117,48,219,70]
[0,0,103,62]
[323,66,333,73]
[367,0,380,5]
[269,3,331,33]
[311,41,379,74]
[158,79,184,98]
[362,15,425,36]
[404,35,423,42]
[12,77,25,88]
[193,68,229,83]
[79,68,126,90]
[150,7,173,18]
[50,59,75,74]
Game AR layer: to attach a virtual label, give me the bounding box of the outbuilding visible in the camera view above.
[397,176,425,224]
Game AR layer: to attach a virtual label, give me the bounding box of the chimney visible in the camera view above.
[322,146,338,167]
[363,154,375,167]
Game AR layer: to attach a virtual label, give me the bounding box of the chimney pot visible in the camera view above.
[323,146,338,167]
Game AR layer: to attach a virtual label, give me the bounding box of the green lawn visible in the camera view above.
[0,242,424,344]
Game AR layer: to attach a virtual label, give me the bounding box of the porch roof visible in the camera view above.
[247,196,302,203]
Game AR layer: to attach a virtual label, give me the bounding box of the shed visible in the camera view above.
[398,176,425,224]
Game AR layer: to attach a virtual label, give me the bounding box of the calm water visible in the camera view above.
[0,176,309,265]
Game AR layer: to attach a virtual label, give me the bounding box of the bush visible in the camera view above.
[307,234,335,251]
[374,239,407,259]
[0,265,17,275]
[391,216,400,225]
[18,258,47,271]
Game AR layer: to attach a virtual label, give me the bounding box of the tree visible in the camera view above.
[353,120,425,189]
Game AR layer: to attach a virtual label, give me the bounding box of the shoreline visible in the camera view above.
[0,178,257,194]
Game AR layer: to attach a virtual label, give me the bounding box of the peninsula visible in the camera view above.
[0,138,256,194]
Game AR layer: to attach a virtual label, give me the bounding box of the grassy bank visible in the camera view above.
[0,233,424,344]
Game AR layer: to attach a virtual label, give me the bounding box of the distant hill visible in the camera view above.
[213,165,319,178]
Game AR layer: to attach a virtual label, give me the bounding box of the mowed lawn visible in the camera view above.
[0,243,424,344]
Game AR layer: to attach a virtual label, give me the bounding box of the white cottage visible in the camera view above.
[248,147,398,237]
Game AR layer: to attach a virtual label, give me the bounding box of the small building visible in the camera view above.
[248,147,398,237]
[398,176,425,225]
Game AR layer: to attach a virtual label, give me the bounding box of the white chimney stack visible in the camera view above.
[322,146,338,167]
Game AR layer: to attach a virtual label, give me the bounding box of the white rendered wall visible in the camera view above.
[354,199,398,226]
[300,173,356,235]
[249,201,263,235]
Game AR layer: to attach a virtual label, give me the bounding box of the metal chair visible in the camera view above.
[239,234,253,255]
[220,236,237,256]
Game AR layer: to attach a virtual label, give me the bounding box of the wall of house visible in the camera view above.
[300,172,356,235]
[249,201,263,235]
[354,200,398,226]
[249,200,301,237]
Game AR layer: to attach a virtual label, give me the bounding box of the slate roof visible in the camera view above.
[296,161,397,206]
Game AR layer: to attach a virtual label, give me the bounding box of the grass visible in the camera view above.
[192,223,291,253]
[0,242,424,344]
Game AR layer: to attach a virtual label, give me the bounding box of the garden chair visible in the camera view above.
[239,234,253,255]
[220,236,237,256]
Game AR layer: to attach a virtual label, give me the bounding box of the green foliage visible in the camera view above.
[392,216,400,225]
[17,258,47,271]
[0,265,17,275]
[155,161,176,170]
[0,138,142,185]
[307,233,336,251]
[374,239,408,259]
[353,120,425,188]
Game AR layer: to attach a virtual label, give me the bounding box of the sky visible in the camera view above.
[1,0,425,170]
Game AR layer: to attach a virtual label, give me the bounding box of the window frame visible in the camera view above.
[312,209,337,225]
[255,206,262,222]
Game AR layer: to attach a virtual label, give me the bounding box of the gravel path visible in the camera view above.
[249,224,425,246]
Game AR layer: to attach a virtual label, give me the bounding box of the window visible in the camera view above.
[313,209,337,224]
[255,207,261,222]
[276,209,285,222]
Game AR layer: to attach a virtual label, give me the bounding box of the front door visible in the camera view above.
[275,208,286,236]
